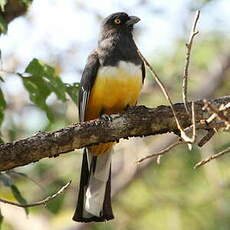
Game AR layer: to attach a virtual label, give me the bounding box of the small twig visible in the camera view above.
[197,120,226,130]
[198,129,215,147]
[182,10,200,113]
[138,50,184,132]
[0,181,71,208]
[181,102,196,150]
[203,100,230,129]
[194,146,230,168]
[156,156,161,164]
[137,139,182,163]
[138,50,196,147]
[0,69,30,79]
[191,102,196,139]
[205,113,218,124]
[138,116,226,164]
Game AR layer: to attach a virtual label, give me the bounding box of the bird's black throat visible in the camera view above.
[98,30,141,66]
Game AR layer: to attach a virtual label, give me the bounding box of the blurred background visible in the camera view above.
[0,0,230,229]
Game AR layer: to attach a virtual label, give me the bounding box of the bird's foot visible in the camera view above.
[124,104,131,111]
[100,114,113,122]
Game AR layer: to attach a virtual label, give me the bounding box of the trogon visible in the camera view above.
[73,12,145,222]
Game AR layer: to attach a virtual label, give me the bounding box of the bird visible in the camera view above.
[73,12,145,222]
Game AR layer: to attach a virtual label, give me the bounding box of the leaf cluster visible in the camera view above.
[0,58,79,126]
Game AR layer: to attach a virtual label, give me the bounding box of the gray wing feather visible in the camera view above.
[78,51,100,122]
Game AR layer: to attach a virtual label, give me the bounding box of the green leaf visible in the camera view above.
[65,83,80,105]
[0,77,4,82]
[0,0,7,11]
[0,136,4,144]
[21,0,32,7]
[0,88,6,108]
[10,184,29,215]
[22,75,54,121]
[0,15,7,34]
[0,172,13,187]
[0,208,3,230]
[46,193,65,214]
[22,58,68,121]
[0,88,6,125]
[26,59,67,101]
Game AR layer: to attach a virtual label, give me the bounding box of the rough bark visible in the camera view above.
[0,96,229,172]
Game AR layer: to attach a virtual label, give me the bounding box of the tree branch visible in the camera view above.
[182,10,200,112]
[194,146,230,168]
[0,181,71,208]
[0,96,229,172]
[137,139,182,163]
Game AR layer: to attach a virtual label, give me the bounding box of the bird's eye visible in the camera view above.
[114,18,121,24]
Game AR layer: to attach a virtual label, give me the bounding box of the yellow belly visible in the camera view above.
[85,62,142,155]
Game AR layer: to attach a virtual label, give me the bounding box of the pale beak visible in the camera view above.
[126,16,140,26]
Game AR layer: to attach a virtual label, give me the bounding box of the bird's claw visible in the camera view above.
[101,114,113,122]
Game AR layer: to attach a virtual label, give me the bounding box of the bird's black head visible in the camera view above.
[101,12,140,35]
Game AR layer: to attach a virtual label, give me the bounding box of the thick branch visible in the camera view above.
[0,96,229,172]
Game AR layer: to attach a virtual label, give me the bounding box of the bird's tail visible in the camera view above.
[73,148,114,222]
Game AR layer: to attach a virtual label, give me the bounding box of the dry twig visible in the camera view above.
[198,129,216,147]
[203,100,230,129]
[0,181,71,208]
[137,139,182,163]
[194,146,230,168]
[138,51,197,147]
[137,119,227,164]
[181,101,196,150]
[137,51,184,131]
[182,10,200,112]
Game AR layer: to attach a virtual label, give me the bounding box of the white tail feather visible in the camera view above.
[84,148,113,217]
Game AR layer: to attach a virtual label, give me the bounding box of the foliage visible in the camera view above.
[10,185,29,215]
[0,58,79,125]
[21,0,32,7]
[0,15,7,34]
[0,54,79,228]
[0,172,29,215]
[22,59,67,121]
[65,82,80,106]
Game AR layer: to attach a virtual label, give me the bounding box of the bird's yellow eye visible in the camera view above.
[114,18,121,24]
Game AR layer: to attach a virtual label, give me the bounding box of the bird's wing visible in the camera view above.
[141,61,145,83]
[78,50,100,122]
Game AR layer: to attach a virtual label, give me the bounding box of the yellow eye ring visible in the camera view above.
[114,18,121,24]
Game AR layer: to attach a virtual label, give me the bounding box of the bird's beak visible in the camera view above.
[126,16,140,26]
